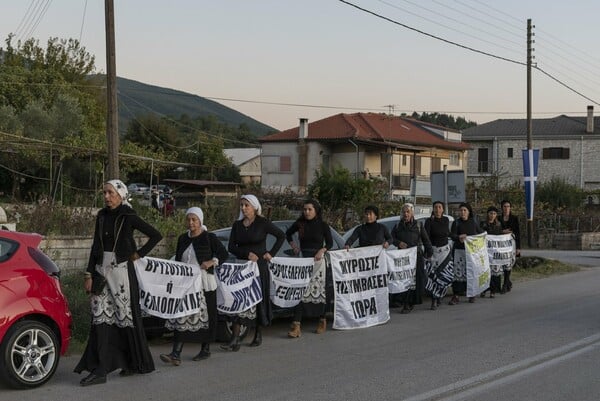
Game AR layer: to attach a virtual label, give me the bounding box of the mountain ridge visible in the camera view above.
[115,76,276,137]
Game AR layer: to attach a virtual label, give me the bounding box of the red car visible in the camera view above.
[0,231,72,389]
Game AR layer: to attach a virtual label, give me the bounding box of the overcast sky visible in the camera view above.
[2,0,599,131]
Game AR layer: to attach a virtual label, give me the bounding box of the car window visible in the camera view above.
[0,238,19,263]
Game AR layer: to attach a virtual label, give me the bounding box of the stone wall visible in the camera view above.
[551,232,600,250]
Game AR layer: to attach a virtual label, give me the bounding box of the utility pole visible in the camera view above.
[526,18,533,247]
[105,0,119,179]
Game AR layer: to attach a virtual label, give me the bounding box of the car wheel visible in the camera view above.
[0,321,60,389]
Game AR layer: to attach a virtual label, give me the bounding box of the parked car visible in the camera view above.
[142,220,345,341]
[343,213,455,248]
[127,183,149,197]
[0,231,72,389]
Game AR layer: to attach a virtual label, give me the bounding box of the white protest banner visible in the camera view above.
[465,233,490,297]
[382,247,418,294]
[133,257,206,319]
[486,233,516,274]
[329,245,389,330]
[269,256,314,308]
[215,261,262,315]
[425,244,454,299]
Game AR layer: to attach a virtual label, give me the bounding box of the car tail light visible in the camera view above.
[27,247,61,278]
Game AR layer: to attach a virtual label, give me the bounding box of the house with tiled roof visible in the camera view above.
[259,112,469,198]
[223,148,261,184]
[462,106,600,190]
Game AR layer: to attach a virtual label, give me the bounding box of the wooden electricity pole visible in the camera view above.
[526,18,533,247]
[105,0,119,179]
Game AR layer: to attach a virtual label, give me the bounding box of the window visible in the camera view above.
[431,157,441,172]
[507,148,513,158]
[542,147,570,159]
[449,153,459,166]
[279,156,291,172]
[402,155,407,166]
[477,148,489,173]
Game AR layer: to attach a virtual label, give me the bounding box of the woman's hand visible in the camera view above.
[459,234,467,243]
[314,248,326,261]
[398,241,407,249]
[200,260,214,270]
[129,252,140,262]
[263,252,273,262]
[290,241,300,255]
[383,241,390,249]
[248,252,259,262]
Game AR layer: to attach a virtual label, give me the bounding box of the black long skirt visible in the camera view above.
[74,263,154,376]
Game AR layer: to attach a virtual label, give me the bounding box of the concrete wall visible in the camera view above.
[42,235,172,275]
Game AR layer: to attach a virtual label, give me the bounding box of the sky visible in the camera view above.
[1,0,600,132]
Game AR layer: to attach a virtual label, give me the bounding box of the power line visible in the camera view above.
[14,0,37,38]
[21,0,52,41]
[338,0,600,110]
[337,0,525,66]
[377,0,522,55]
[79,0,88,43]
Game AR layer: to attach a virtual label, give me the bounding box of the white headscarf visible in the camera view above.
[238,194,262,220]
[186,207,208,232]
[106,179,131,207]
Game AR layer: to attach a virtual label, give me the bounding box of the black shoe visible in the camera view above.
[193,344,211,361]
[80,373,107,387]
[249,329,262,347]
[220,336,241,352]
[119,369,134,377]
[159,353,181,366]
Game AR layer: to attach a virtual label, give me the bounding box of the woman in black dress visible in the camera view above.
[222,194,285,351]
[480,206,503,298]
[424,201,451,310]
[285,199,333,338]
[344,205,391,249]
[449,202,483,305]
[500,200,520,293]
[391,203,433,313]
[75,179,162,386]
[159,207,229,365]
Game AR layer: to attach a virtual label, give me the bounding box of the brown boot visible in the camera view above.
[315,318,327,334]
[287,321,301,338]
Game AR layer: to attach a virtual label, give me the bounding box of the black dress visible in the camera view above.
[344,222,392,248]
[285,218,334,319]
[391,219,433,306]
[228,216,285,326]
[75,204,162,377]
[166,231,229,343]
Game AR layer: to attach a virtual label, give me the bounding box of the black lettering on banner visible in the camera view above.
[350,296,378,319]
[339,256,379,274]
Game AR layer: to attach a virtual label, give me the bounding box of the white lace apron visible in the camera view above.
[91,251,134,328]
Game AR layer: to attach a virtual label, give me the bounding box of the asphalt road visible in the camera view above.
[2,265,599,401]
[521,249,600,267]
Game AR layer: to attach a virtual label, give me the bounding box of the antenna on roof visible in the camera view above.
[383,104,396,116]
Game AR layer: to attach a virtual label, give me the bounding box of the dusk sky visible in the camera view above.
[2,0,599,131]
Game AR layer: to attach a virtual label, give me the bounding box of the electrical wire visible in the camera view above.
[338,0,525,66]
[79,0,88,43]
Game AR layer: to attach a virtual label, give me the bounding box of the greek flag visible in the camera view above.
[522,149,539,221]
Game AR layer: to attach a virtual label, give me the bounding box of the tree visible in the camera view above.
[0,35,105,201]
[308,166,387,229]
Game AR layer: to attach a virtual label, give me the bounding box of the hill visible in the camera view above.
[115,76,276,136]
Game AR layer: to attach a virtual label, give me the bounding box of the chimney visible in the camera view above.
[299,118,309,139]
[587,105,594,133]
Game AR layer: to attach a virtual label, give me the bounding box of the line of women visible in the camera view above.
[75,180,519,387]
